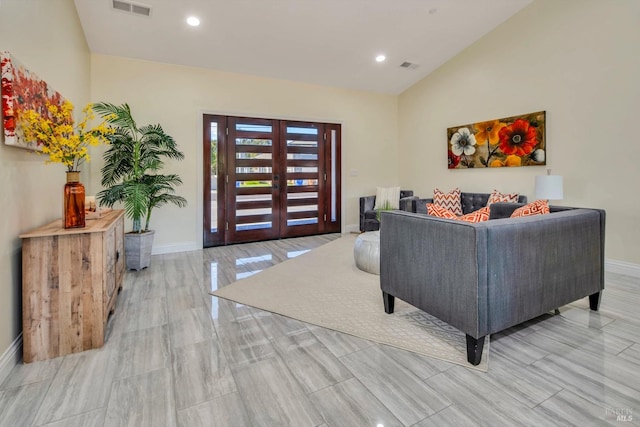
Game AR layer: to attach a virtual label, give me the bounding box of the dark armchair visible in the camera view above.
[359,190,417,232]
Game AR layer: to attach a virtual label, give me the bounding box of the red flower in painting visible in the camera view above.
[498,119,538,156]
[448,149,460,169]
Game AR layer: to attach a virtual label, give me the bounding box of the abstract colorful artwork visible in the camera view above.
[1,51,65,150]
[447,111,546,169]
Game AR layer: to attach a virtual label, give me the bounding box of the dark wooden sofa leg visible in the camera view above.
[382,292,395,314]
[466,335,485,366]
[589,292,601,311]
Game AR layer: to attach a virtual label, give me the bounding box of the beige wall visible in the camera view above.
[0,0,91,360]
[398,0,640,265]
[90,55,399,251]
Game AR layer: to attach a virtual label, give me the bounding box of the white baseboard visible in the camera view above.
[152,241,200,255]
[345,223,360,234]
[0,334,22,386]
[606,259,640,278]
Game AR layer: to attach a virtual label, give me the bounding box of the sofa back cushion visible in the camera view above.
[460,192,490,214]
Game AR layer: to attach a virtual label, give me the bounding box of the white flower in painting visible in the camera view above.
[532,149,545,162]
[450,127,477,156]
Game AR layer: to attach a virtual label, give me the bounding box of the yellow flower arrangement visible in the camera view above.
[19,100,114,172]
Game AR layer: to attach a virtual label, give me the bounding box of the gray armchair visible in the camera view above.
[380,203,605,365]
[359,190,417,232]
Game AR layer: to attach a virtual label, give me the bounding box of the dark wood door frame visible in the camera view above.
[203,114,341,247]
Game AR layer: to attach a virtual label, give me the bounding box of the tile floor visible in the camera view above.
[0,233,639,426]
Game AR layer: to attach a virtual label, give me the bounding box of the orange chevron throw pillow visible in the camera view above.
[511,200,550,218]
[427,203,459,220]
[433,187,462,216]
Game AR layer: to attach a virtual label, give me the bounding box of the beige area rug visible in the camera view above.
[211,234,489,371]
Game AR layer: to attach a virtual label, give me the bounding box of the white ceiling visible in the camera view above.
[74,0,532,95]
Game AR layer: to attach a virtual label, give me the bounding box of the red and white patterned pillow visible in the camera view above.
[427,203,459,220]
[511,200,550,218]
[487,189,519,206]
[459,206,491,223]
[433,187,462,216]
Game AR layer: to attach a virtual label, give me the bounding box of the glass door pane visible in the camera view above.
[226,117,280,243]
[280,122,322,237]
[203,115,225,247]
[210,122,218,233]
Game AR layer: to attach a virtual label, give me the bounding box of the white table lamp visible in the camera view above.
[535,169,563,200]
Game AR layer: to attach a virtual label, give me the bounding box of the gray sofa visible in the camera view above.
[380,203,606,365]
[359,190,417,232]
[409,191,528,215]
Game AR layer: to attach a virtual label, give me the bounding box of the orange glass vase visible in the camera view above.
[64,171,86,229]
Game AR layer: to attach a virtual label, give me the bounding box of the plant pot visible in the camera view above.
[124,230,155,271]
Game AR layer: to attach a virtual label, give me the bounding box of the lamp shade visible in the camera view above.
[535,174,563,200]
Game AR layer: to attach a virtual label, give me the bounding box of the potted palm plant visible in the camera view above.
[93,102,187,270]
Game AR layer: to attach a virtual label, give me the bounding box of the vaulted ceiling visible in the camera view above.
[74,0,532,94]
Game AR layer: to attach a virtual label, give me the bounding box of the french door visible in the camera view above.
[203,115,341,247]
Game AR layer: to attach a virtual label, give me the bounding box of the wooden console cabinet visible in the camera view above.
[20,210,125,363]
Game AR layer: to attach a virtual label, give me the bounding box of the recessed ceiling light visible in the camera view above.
[375,54,386,63]
[186,16,200,26]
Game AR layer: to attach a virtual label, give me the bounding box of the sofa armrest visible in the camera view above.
[360,195,376,231]
[360,195,376,213]
[410,198,433,214]
[399,196,419,212]
[380,210,484,336]
[482,209,605,334]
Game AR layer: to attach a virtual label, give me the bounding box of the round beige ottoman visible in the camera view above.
[354,231,380,275]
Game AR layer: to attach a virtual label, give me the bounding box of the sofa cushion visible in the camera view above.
[487,190,519,206]
[374,186,400,210]
[459,206,491,223]
[511,200,550,218]
[427,203,459,220]
[433,187,462,215]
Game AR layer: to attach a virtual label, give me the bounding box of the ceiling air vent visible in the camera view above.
[399,61,419,70]
[112,0,151,17]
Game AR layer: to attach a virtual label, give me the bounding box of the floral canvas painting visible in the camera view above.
[447,111,546,169]
[1,51,65,150]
